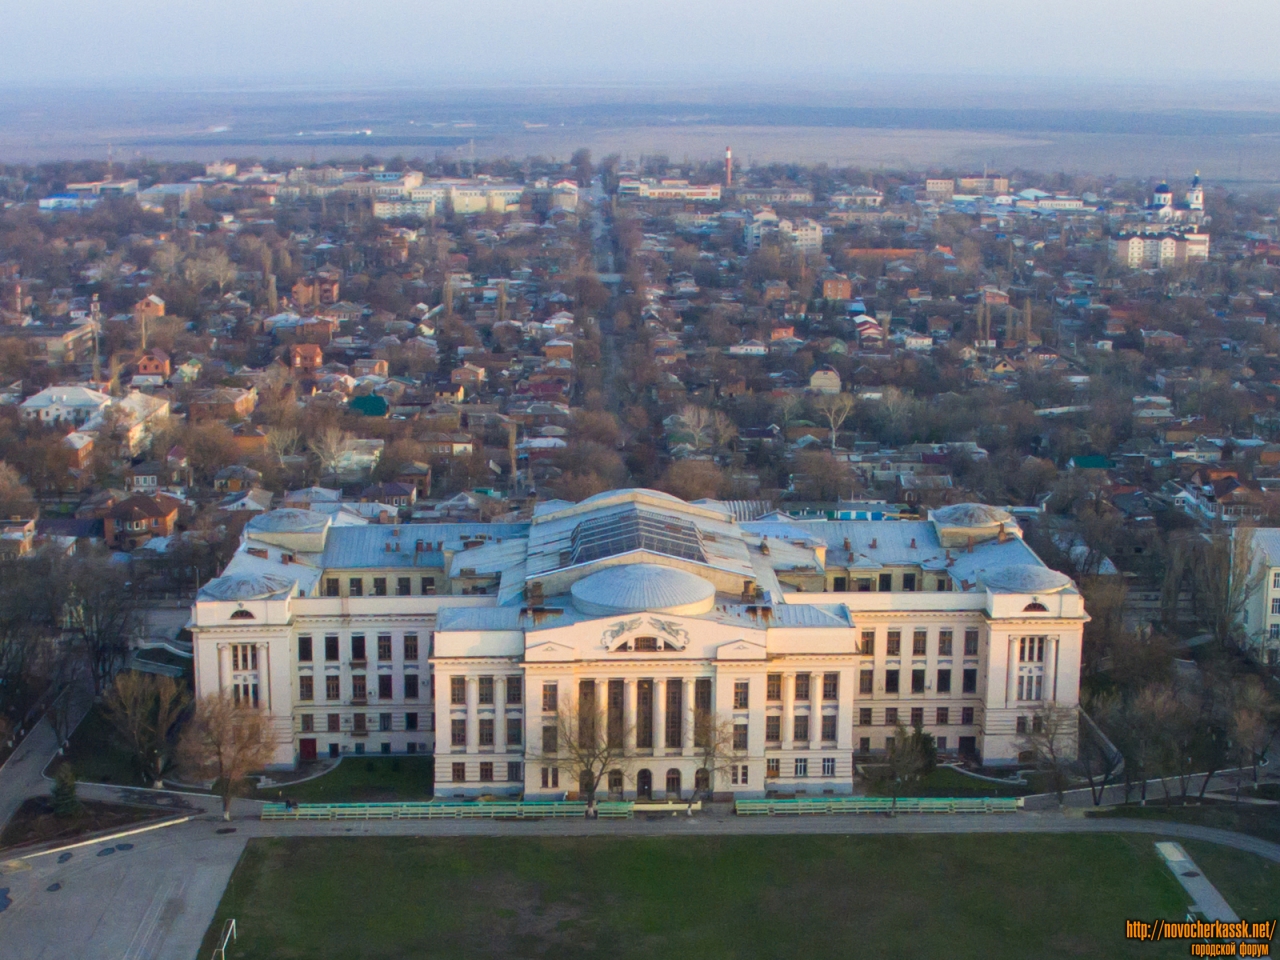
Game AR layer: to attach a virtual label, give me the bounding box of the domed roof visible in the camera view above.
[246,509,330,534]
[577,487,685,507]
[1155,183,1171,193]
[930,503,1013,528]
[570,563,716,616]
[979,564,1072,594]
[198,573,295,602]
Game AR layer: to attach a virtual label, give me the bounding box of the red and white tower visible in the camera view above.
[725,146,733,187]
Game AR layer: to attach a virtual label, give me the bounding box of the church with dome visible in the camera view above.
[190,489,1087,798]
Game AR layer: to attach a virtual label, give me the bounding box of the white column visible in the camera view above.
[258,643,271,712]
[218,644,231,692]
[653,679,666,757]
[1043,637,1057,704]
[623,678,637,752]
[837,668,854,750]
[781,671,795,750]
[435,673,449,754]
[495,676,507,753]
[810,674,822,751]
[465,675,478,754]
[683,678,695,755]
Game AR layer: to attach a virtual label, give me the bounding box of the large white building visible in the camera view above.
[190,491,1086,798]
[1239,528,1280,669]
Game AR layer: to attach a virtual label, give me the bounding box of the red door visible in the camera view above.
[299,738,317,761]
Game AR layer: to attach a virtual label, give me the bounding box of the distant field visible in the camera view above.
[199,833,1216,959]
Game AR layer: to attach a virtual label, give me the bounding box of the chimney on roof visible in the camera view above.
[870,537,877,549]
[843,538,851,551]
[910,538,917,549]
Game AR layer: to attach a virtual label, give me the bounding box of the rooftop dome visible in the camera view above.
[246,509,331,534]
[198,573,295,602]
[930,503,1013,527]
[576,487,685,508]
[979,564,1072,594]
[570,563,716,616]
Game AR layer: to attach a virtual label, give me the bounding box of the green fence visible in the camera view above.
[734,796,1020,816]
[261,800,634,821]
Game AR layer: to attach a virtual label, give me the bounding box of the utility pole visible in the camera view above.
[90,294,101,382]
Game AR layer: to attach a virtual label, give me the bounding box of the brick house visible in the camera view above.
[104,493,179,550]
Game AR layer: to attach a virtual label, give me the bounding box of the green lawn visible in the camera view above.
[1087,799,1280,846]
[864,765,1032,797]
[200,834,1203,959]
[53,704,143,786]
[1180,840,1280,930]
[252,757,434,804]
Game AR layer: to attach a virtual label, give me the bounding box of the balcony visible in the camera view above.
[351,728,369,738]
[350,659,367,669]
[350,696,368,706]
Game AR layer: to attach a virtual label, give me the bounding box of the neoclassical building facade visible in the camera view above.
[190,490,1086,799]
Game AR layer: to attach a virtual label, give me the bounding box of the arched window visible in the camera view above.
[636,769,652,800]
[230,609,255,620]
[1023,601,1048,612]
[665,768,682,799]
[694,768,710,794]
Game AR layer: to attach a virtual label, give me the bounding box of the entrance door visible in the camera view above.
[636,769,652,800]
[299,738,317,761]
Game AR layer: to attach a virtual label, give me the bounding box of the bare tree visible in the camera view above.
[43,650,88,751]
[309,427,354,480]
[677,405,713,451]
[1078,695,1125,805]
[710,411,738,452]
[873,723,934,813]
[1230,675,1279,783]
[103,672,192,787]
[812,392,855,452]
[527,700,632,807]
[1193,529,1263,651]
[63,559,140,696]
[1015,703,1079,805]
[178,691,277,820]
[693,708,743,799]
[265,426,301,467]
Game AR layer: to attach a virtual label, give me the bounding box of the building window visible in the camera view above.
[964,629,979,656]
[766,758,780,778]
[822,673,838,701]
[540,767,559,789]
[885,737,894,750]
[936,669,951,694]
[404,634,419,660]
[962,669,977,694]
[1271,624,1280,641]
[405,674,419,699]
[542,725,558,754]
[1017,675,1043,701]
[298,636,313,662]
[794,758,808,777]
[886,631,901,656]
[452,676,467,705]
[766,674,782,701]
[884,670,899,694]
[231,645,258,670]
[859,708,873,726]
[396,577,411,596]
[634,636,658,651]
[910,669,925,694]
[299,676,314,701]
[378,675,393,699]
[857,578,872,592]
[733,723,748,751]
[349,578,363,597]
[327,713,340,733]
[508,762,523,783]
[300,714,314,733]
[695,678,712,713]
[478,762,493,782]
[540,682,557,712]
[507,718,522,745]
[507,676,523,705]
[325,676,340,700]
[476,676,493,705]
[794,673,811,702]
[380,713,392,732]
[1273,571,1280,589]
[377,635,392,661]
[406,712,418,731]
[637,680,653,748]
[351,635,366,662]
[479,718,494,746]
[325,578,339,597]
[938,630,952,656]
[936,736,947,752]
[1016,715,1028,734]
[936,578,951,592]
[451,719,466,746]
[353,714,367,734]
[859,737,871,753]
[884,707,898,726]
[665,681,682,748]
[878,573,892,592]
[352,675,367,700]
[452,762,466,783]
[961,707,974,725]
[936,707,949,725]
[421,577,436,595]
[325,635,339,661]
[372,577,387,597]
[821,715,837,741]
[822,757,836,777]
[860,630,875,655]
[902,574,916,592]
[793,715,809,742]
[734,681,750,709]
[859,670,873,694]
[913,630,927,656]
[910,707,923,727]
[766,715,781,741]
[1019,637,1046,663]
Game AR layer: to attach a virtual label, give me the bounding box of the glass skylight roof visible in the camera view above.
[569,507,707,567]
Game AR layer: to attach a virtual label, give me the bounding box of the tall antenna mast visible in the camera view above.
[90,294,101,382]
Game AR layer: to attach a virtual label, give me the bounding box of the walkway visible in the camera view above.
[0,719,62,832]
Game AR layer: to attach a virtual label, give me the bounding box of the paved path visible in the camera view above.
[0,719,61,832]
[2,807,1278,960]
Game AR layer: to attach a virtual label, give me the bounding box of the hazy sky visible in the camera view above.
[7,0,1279,87]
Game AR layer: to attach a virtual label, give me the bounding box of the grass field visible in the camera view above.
[864,766,1032,798]
[53,705,142,786]
[252,757,434,804]
[198,833,1220,959]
